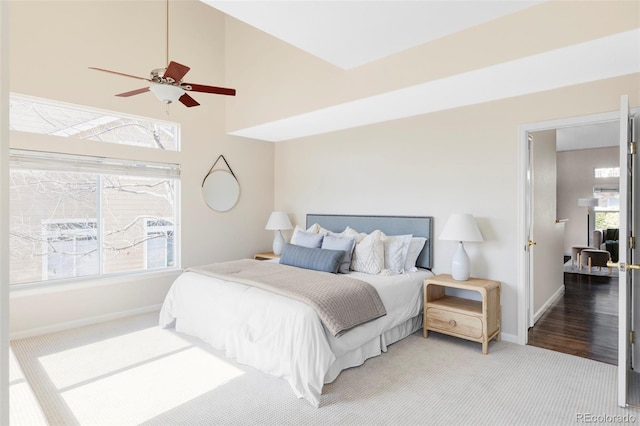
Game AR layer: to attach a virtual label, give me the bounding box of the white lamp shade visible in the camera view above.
[265,211,293,231]
[439,213,484,242]
[149,84,185,104]
[578,197,599,207]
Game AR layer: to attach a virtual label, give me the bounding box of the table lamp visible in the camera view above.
[439,213,484,281]
[577,197,599,246]
[265,211,293,255]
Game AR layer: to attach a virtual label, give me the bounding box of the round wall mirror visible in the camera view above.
[202,170,240,212]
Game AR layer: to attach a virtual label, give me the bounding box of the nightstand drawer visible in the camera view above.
[426,307,483,339]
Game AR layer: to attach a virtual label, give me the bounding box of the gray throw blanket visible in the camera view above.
[187,259,387,336]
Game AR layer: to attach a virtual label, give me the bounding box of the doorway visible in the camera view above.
[526,121,620,364]
[518,110,626,346]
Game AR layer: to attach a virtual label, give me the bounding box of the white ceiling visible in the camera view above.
[556,121,619,152]
[203,0,543,69]
[201,1,639,146]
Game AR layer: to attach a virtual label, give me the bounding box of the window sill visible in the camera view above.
[9,268,182,297]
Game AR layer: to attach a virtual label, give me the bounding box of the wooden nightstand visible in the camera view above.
[423,274,501,354]
[253,252,280,261]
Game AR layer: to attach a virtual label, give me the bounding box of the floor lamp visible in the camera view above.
[578,197,599,246]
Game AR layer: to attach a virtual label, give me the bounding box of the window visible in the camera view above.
[594,167,620,178]
[9,93,179,151]
[9,153,180,286]
[9,95,181,286]
[43,220,99,280]
[145,219,175,269]
[594,183,620,230]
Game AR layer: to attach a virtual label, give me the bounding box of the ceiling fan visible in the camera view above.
[89,62,236,107]
[89,0,235,107]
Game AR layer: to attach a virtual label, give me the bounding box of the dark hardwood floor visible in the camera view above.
[527,272,618,365]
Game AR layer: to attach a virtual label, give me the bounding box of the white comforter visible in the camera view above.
[159,266,432,406]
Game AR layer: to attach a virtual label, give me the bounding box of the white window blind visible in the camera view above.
[10,149,180,179]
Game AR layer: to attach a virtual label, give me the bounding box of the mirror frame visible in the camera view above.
[202,169,240,212]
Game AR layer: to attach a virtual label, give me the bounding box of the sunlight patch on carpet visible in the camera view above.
[36,327,245,425]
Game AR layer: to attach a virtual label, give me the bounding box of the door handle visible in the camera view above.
[528,240,537,247]
[607,261,640,270]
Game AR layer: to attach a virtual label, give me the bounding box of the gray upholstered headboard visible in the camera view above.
[306,214,433,270]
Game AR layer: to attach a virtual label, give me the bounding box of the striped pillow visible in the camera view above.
[280,244,344,273]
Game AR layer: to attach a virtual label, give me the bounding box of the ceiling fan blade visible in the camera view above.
[179,93,200,107]
[89,67,151,81]
[164,61,190,82]
[115,87,150,97]
[185,83,236,96]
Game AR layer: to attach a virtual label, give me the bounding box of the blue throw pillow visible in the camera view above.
[280,244,345,273]
[293,231,324,248]
[321,234,356,273]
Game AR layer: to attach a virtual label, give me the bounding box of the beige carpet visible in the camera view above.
[10,312,640,426]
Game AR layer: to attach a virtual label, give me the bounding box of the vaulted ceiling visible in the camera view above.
[202,1,637,148]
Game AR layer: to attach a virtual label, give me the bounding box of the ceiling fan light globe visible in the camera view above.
[149,84,185,104]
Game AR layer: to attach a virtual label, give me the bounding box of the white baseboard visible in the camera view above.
[500,332,519,344]
[9,304,162,341]
[533,285,565,324]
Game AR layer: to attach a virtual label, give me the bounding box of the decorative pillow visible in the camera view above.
[321,234,356,274]
[290,224,320,245]
[317,225,333,235]
[350,230,385,274]
[342,226,367,243]
[292,230,324,248]
[382,233,413,274]
[280,244,344,273]
[404,237,427,273]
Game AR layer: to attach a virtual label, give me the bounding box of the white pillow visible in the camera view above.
[350,230,385,274]
[382,233,412,274]
[342,226,367,243]
[404,237,427,272]
[317,225,333,235]
[290,223,320,245]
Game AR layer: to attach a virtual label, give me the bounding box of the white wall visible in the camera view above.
[557,147,619,254]
[7,1,274,337]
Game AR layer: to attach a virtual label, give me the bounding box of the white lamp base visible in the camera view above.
[451,241,470,281]
[272,230,285,255]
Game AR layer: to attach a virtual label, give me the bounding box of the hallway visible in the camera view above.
[527,273,618,365]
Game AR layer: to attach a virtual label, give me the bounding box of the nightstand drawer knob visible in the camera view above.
[448,320,457,327]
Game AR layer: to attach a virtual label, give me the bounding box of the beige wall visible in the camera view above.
[558,147,619,254]
[274,75,639,339]
[8,1,274,337]
[0,0,9,422]
[530,129,564,321]
[222,0,640,340]
[6,0,640,341]
[225,0,640,132]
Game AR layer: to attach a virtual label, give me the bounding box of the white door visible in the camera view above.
[617,95,640,407]
[528,131,564,327]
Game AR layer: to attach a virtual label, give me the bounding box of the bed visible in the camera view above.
[159,214,433,407]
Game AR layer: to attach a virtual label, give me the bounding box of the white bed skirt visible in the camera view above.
[324,314,422,383]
